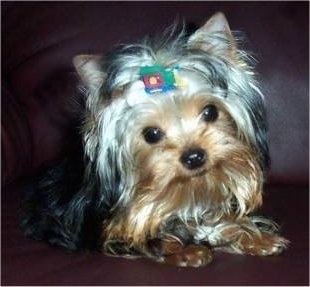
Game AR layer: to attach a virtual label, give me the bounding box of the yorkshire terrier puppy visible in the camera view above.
[21,12,288,267]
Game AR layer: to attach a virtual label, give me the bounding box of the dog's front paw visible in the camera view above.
[237,232,289,256]
[161,245,213,267]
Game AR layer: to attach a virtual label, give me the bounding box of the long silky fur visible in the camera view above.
[21,15,287,260]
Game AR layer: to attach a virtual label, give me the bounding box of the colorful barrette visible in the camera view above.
[139,65,186,94]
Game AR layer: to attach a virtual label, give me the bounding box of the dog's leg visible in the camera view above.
[148,238,213,267]
[196,216,289,256]
[232,230,288,256]
[226,217,289,256]
[146,217,214,267]
[103,223,213,266]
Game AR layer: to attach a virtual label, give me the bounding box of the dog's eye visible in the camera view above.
[142,127,165,144]
[202,104,218,122]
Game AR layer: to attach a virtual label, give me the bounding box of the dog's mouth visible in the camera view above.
[182,167,208,178]
[191,168,207,177]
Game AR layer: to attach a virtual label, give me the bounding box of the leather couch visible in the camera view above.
[2,2,309,285]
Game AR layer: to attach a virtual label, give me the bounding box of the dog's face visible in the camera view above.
[103,73,263,230]
[74,12,268,243]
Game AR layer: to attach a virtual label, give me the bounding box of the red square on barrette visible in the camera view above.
[142,74,164,89]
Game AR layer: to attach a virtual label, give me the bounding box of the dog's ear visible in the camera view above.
[188,12,237,60]
[73,55,106,90]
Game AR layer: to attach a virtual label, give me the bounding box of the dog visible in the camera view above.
[21,12,288,267]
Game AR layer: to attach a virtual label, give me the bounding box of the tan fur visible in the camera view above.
[103,95,264,250]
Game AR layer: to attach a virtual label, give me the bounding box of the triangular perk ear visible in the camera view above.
[187,12,237,59]
[73,55,106,89]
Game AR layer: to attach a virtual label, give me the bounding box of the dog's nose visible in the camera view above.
[180,148,206,170]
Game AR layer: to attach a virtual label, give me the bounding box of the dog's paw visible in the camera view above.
[238,232,289,256]
[160,245,213,267]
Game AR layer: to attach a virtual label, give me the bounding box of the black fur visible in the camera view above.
[20,129,112,251]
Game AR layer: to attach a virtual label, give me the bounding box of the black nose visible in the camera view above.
[180,148,206,170]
